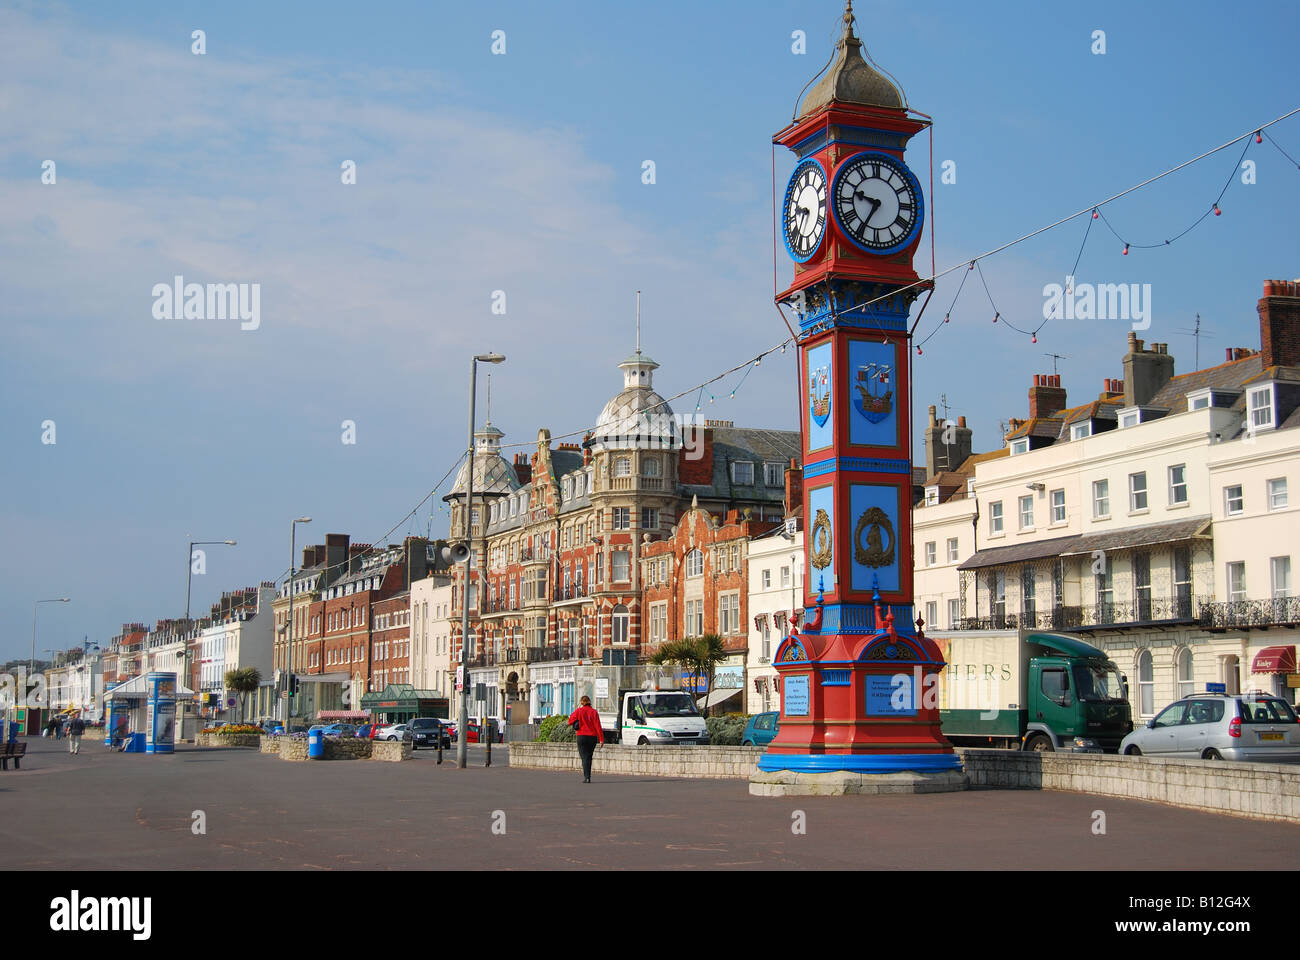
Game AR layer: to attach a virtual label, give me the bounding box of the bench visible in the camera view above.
[0,741,27,771]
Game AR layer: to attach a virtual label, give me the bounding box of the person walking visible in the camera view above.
[68,714,86,754]
[567,695,604,783]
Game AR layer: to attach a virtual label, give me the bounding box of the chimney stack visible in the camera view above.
[1259,279,1300,369]
[1028,374,1067,419]
[923,407,973,478]
[1123,333,1176,406]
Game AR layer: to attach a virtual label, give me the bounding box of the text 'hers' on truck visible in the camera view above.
[575,664,710,745]
[935,631,1133,753]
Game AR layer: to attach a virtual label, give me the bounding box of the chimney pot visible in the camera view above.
[958,415,967,427]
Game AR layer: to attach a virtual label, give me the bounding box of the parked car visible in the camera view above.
[469,716,506,743]
[1120,691,1300,761]
[408,717,450,750]
[742,711,780,746]
[308,723,357,738]
[377,723,411,742]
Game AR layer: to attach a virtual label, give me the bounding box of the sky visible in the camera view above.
[2,0,1298,660]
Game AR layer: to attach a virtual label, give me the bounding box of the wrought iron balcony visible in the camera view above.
[553,584,589,602]
[1199,596,1300,629]
[960,596,1198,632]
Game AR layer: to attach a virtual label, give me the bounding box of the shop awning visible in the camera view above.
[317,710,369,720]
[1252,646,1297,674]
[696,687,743,710]
[104,674,196,700]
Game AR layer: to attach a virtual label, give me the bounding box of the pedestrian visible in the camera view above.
[566,695,604,783]
[68,714,86,754]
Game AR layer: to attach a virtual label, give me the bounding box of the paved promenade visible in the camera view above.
[2,738,1297,870]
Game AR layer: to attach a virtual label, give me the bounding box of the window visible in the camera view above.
[1226,562,1246,601]
[948,598,960,630]
[1050,489,1065,523]
[760,619,771,661]
[780,566,790,587]
[1128,472,1148,511]
[1134,551,1151,621]
[1168,464,1187,505]
[925,487,938,506]
[595,553,603,583]
[732,461,754,485]
[1010,438,1029,455]
[562,478,571,500]
[1248,385,1274,429]
[1092,479,1110,519]
[1176,648,1195,699]
[1268,478,1288,510]
[1095,566,1114,620]
[1173,546,1191,616]
[1150,700,1186,729]
[1272,557,1292,599]
[1137,649,1154,716]
[612,550,630,582]
[991,570,1006,622]
[925,601,938,628]
[1071,422,1091,440]
[649,603,667,644]
[1224,484,1244,516]
[642,458,660,477]
[1040,667,1069,705]
[924,542,936,566]
[946,538,959,562]
[1018,495,1034,530]
[658,558,667,582]
[612,457,631,478]
[719,594,740,634]
[685,600,703,637]
[611,605,629,644]
[989,501,1004,535]
[1118,410,1139,429]
[641,508,658,530]
[612,507,631,530]
[1021,565,1036,621]
[762,568,771,589]
[686,549,704,578]
[764,462,783,486]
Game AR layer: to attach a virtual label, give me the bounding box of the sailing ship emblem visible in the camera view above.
[809,364,831,427]
[852,362,893,424]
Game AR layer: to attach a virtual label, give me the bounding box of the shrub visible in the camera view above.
[549,720,576,743]
[536,714,573,742]
[706,714,749,746]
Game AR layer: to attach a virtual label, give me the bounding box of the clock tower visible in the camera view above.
[752,1,966,794]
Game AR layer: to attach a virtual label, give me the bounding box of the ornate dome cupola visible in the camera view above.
[589,296,678,453]
[796,0,907,119]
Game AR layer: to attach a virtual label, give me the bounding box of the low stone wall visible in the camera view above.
[259,736,282,755]
[509,742,763,779]
[280,738,308,761]
[957,748,1300,823]
[370,740,412,762]
[197,733,261,748]
[323,737,372,760]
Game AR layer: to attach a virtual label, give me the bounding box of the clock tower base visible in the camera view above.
[749,767,968,797]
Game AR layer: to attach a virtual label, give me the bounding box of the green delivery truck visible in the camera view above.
[934,630,1134,752]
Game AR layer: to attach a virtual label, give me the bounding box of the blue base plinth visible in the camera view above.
[756,751,963,774]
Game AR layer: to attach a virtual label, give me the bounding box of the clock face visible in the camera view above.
[832,152,923,253]
[783,160,827,262]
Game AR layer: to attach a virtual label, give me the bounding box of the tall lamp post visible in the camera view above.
[286,517,312,730]
[31,598,70,730]
[184,539,236,732]
[458,352,505,769]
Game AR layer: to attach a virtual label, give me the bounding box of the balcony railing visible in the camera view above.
[483,598,520,614]
[609,475,664,492]
[960,596,1198,631]
[1199,596,1300,629]
[553,584,589,602]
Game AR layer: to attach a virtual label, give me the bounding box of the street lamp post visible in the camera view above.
[286,517,312,730]
[458,352,505,769]
[30,598,70,730]
[184,539,236,735]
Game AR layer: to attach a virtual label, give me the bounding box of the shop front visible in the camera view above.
[359,684,449,724]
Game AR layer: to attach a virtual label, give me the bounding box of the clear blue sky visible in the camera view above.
[2,0,1297,659]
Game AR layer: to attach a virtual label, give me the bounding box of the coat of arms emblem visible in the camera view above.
[852,362,893,424]
[809,365,831,427]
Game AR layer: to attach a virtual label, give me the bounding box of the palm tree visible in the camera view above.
[223,667,261,724]
[649,635,729,716]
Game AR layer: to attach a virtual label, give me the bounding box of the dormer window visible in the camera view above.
[732,461,755,485]
[1071,421,1092,440]
[1248,385,1275,431]
[925,486,939,506]
[1009,438,1029,455]
[1118,410,1140,429]
[562,477,571,500]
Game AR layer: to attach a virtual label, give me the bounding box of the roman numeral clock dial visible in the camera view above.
[782,159,828,262]
[832,152,924,254]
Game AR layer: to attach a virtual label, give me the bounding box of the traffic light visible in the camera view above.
[288,674,298,696]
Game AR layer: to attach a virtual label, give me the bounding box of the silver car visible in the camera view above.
[1120,692,1300,762]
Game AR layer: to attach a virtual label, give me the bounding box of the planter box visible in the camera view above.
[197,733,261,748]
[259,737,282,755]
[279,738,309,761]
[370,740,412,762]
[322,738,373,760]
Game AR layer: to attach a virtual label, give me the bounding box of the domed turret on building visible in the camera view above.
[443,421,521,502]
[796,0,906,118]
[589,350,678,452]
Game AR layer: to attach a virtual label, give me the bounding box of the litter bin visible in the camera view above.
[308,729,325,760]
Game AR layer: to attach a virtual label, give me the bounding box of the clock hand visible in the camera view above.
[854,191,882,224]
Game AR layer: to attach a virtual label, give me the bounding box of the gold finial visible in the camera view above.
[843,0,855,37]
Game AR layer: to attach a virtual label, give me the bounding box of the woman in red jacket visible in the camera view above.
[567,695,604,783]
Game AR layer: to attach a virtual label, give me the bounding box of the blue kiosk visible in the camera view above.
[104,672,194,753]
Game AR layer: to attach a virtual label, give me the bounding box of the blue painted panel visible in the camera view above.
[806,342,833,452]
[815,602,917,635]
[847,339,899,448]
[866,674,917,716]
[840,457,910,475]
[784,675,810,716]
[819,670,850,687]
[756,752,963,773]
[806,484,836,590]
[849,484,901,593]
